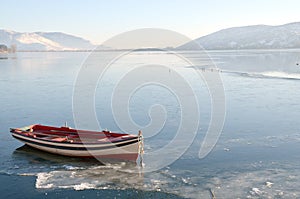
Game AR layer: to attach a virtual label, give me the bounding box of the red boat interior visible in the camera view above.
[12,124,137,144]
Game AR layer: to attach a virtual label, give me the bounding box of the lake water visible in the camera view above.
[1,50,300,198]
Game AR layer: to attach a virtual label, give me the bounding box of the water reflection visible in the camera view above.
[13,145,144,190]
[206,50,300,73]
[14,145,101,164]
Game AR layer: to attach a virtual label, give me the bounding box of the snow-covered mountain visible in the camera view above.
[3,22,300,51]
[0,30,96,51]
[179,22,300,50]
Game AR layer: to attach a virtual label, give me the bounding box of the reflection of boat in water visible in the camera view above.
[10,124,143,162]
[0,52,8,59]
[13,145,144,190]
[0,44,9,59]
[14,144,101,164]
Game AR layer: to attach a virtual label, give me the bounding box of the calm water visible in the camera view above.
[1,50,300,198]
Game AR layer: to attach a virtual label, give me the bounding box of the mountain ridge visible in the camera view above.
[2,22,300,51]
[178,22,300,50]
[0,29,96,51]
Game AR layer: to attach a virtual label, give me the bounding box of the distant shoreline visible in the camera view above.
[15,48,300,52]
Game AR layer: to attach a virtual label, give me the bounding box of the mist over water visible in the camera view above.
[1,50,300,198]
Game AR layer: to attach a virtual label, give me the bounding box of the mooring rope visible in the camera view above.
[138,130,144,167]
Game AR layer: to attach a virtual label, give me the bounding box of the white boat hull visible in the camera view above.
[12,132,140,161]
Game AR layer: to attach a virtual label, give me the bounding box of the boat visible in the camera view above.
[10,124,143,161]
[0,52,8,59]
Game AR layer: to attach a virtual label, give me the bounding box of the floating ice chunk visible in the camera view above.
[62,165,84,170]
[265,181,273,188]
[74,182,95,191]
[250,188,262,195]
[19,173,36,176]
[181,177,188,184]
[278,191,284,196]
[36,172,54,189]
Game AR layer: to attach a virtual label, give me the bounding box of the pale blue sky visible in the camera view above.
[1,0,300,44]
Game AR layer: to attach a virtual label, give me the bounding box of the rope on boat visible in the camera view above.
[209,188,216,199]
[138,130,144,167]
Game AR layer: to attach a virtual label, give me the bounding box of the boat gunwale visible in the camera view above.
[12,132,139,151]
[11,130,139,146]
[10,124,139,146]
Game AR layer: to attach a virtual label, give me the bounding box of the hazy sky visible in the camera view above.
[2,0,300,44]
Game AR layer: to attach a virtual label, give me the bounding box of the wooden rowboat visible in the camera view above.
[10,124,143,162]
